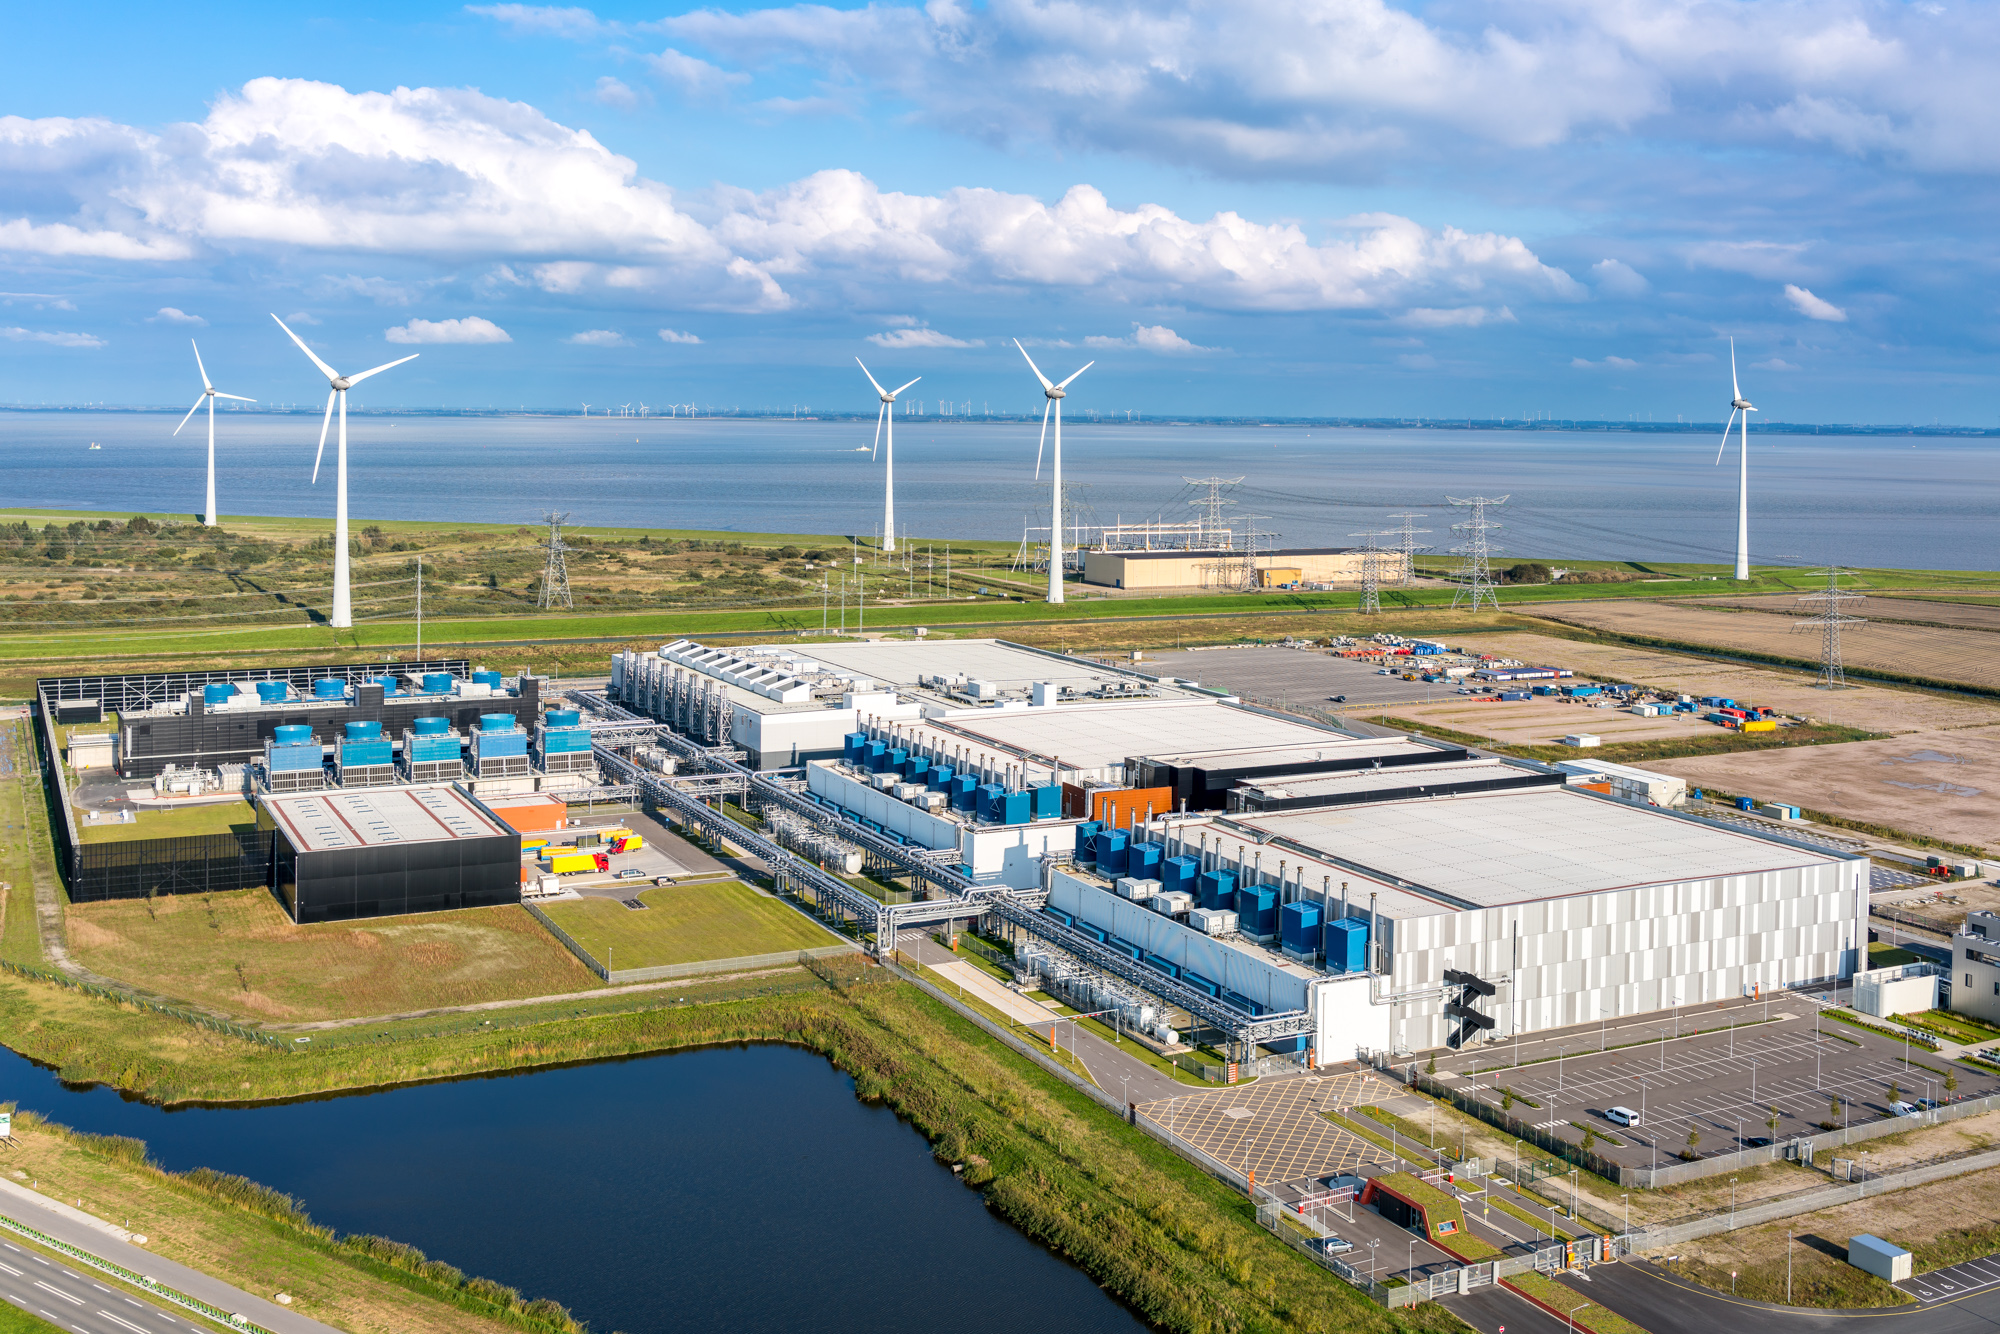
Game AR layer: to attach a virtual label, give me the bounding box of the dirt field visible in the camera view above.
[1446,632,2000,734]
[1647,727,2000,852]
[1685,593,2000,633]
[1528,602,2000,696]
[66,888,599,1021]
[1381,694,1705,747]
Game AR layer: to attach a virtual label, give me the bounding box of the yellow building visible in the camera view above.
[1083,547,1375,590]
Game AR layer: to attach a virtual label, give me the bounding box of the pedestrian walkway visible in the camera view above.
[1139,1070,1391,1187]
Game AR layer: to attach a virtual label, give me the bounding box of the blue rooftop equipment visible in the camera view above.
[373,675,402,698]
[254,680,288,703]
[406,717,460,762]
[273,724,314,744]
[864,741,889,773]
[1325,917,1369,973]
[1107,936,1142,961]
[976,783,1007,821]
[202,683,234,705]
[1183,970,1220,998]
[266,724,322,773]
[1141,953,1181,980]
[905,756,930,784]
[998,790,1030,825]
[1029,783,1062,819]
[421,672,455,694]
[1074,820,1104,862]
[471,669,504,690]
[474,713,528,758]
[1160,854,1199,897]
[843,732,868,765]
[343,720,382,740]
[948,773,979,811]
[312,678,346,699]
[1197,869,1236,912]
[1128,840,1164,879]
[1223,989,1265,1016]
[886,747,908,774]
[1097,828,1130,877]
[1235,885,1278,938]
[927,764,955,792]
[338,721,391,768]
[1281,900,1322,958]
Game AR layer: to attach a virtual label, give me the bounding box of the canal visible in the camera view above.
[0,1041,1148,1333]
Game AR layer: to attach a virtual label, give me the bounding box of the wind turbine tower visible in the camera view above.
[171,340,254,527]
[1717,338,1756,580]
[856,358,920,554]
[271,315,418,629]
[1014,340,1093,603]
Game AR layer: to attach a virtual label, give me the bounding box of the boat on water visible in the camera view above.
[87,442,100,450]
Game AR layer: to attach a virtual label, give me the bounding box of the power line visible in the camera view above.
[1448,495,1508,612]
[1794,566,1867,689]
[1349,530,1392,614]
[1386,513,1430,586]
[537,510,573,611]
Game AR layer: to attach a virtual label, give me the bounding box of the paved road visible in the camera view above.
[0,1235,194,1334]
[1561,1258,2000,1333]
[0,1182,337,1334]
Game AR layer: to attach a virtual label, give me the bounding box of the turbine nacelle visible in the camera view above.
[1732,397,1755,412]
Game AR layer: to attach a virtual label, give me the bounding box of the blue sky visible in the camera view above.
[3,0,1997,422]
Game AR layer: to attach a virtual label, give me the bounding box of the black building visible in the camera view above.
[260,785,521,923]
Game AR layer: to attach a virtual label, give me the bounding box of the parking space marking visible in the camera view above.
[1140,1071,1391,1186]
[1901,1252,2000,1303]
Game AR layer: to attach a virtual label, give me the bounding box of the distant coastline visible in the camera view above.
[0,404,1993,436]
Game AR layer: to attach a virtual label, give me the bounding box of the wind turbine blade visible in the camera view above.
[213,392,256,402]
[191,340,212,391]
[272,313,339,382]
[345,353,419,386]
[854,357,889,399]
[172,394,205,437]
[1055,360,1095,390]
[1730,337,1741,402]
[1035,399,1051,479]
[872,402,886,461]
[891,376,921,397]
[1014,339,1055,392]
[312,390,335,484]
[1715,410,1738,465]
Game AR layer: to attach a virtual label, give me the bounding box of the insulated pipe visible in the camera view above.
[1370,891,1380,976]
[1277,860,1288,904]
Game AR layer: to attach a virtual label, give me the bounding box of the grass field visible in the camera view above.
[75,798,257,844]
[64,888,600,1021]
[536,880,842,970]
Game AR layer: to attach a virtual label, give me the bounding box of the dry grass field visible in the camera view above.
[536,880,843,970]
[1685,593,2000,632]
[66,888,599,1021]
[1449,631,2000,734]
[1383,694,1704,748]
[1648,726,2000,852]
[1532,601,2000,695]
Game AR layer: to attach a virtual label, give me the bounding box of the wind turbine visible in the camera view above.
[171,340,254,527]
[1014,340,1093,603]
[1716,337,1756,580]
[271,315,418,628]
[856,359,920,555]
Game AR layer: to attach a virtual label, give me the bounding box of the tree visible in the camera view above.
[1504,562,1552,585]
[1887,1080,1902,1105]
[1426,1052,1438,1076]
[1686,1126,1701,1153]
[1501,1087,1515,1111]
[1581,1126,1598,1153]
[1945,1070,1959,1099]
[1767,1104,1782,1139]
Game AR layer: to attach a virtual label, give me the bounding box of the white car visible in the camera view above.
[1605,1105,1642,1127]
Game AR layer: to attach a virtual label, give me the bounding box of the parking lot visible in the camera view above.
[530,809,729,899]
[1901,1253,2000,1303]
[1143,645,1470,711]
[1431,1000,2000,1170]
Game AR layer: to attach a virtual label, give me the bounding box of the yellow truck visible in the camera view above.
[545,851,610,875]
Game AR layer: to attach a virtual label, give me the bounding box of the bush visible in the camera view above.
[1503,562,1552,584]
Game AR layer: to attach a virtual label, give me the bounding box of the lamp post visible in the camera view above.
[1570,1301,1589,1334]
[1787,1230,1795,1305]
[1621,1192,1630,1238]
[1559,1045,1566,1092]
[1730,1176,1740,1226]
[1369,1239,1380,1280]
[1408,1238,1416,1281]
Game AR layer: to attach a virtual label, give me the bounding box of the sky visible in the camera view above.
[2,0,1998,422]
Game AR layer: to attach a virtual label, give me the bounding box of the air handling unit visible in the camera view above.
[470,713,530,783]
[401,716,463,783]
[334,720,395,789]
[263,724,325,793]
[536,708,594,775]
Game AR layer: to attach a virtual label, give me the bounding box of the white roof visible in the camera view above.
[800,640,1154,691]
[1238,758,1519,801]
[1228,786,1837,909]
[932,698,1350,769]
[263,785,510,853]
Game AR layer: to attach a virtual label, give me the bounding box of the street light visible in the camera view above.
[1369,1239,1380,1280]
[1621,1192,1630,1237]
[1570,1301,1589,1333]
[1730,1176,1738,1226]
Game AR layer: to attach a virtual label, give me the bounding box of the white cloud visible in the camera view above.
[0,218,187,260]
[1590,259,1649,297]
[592,76,641,111]
[866,326,980,349]
[1783,283,1847,322]
[1397,306,1515,329]
[1751,357,1802,371]
[1084,323,1221,354]
[0,291,76,310]
[0,79,1577,318]
[646,49,750,100]
[1570,355,1638,369]
[148,306,205,325]
[465,4,611,40]
[659,0,2000,176]
[282,310,321,325]
[1396,352,1438,370]
[566,329,629,346]
[2,326,104,348]
[385,316,511,344]
[1684,241,1811,280]
[657,328,703,344]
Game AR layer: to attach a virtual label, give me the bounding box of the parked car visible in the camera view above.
[1604,1105,1642,1127]
[612,868,646,880]
[1317,1235,1355,1256]
[1889,1100,1919,1117]
[1327,695,1347,703]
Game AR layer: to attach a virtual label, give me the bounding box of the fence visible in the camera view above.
[69,829,273,902]
[0,1209,278,1334]
[0,958,288,1050]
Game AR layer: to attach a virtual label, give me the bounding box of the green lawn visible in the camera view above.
[76,798,257,844]
[536,880,843,968]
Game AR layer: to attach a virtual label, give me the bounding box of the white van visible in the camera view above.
[1889,1100,1919,1117]
[1605,1105,1642,1127]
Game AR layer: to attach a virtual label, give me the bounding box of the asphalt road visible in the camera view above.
[1561,1258,2000,1334]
